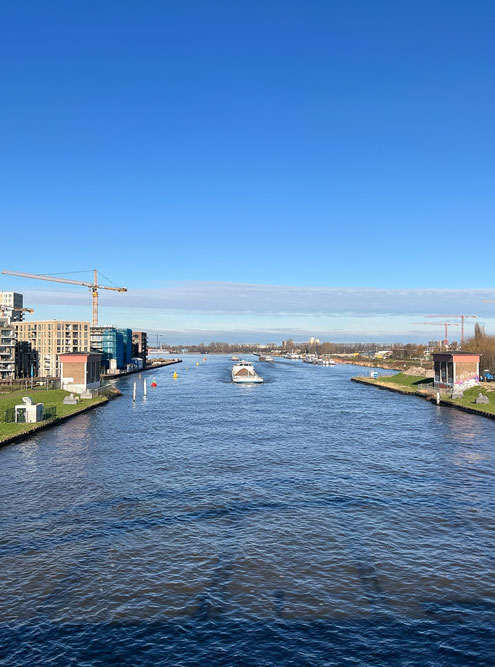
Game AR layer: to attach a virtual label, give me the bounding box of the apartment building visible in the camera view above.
[0,316,16,379]
[16,340,38,378]
[0,315,38,380]
[14,321,90,377]
[0,292,24,321]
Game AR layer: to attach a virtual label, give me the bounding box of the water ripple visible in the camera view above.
[1,356,494,665]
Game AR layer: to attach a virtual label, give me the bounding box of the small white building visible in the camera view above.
[15,396,44,423]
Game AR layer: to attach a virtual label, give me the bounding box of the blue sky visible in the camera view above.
[1,1,495,342]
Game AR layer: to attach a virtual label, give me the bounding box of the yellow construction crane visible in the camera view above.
[0,306,34,318]
[0,306,34,313]
[1,269,127,326]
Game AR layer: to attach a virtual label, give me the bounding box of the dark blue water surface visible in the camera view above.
[1,356,494,666]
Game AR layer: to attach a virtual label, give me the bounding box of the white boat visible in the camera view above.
[259,355,273,362]
[232,360,264,383]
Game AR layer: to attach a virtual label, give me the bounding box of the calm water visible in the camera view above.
[1,355,494,666]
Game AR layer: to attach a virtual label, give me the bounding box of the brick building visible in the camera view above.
[59,352,102,394]
[433,352,480,388]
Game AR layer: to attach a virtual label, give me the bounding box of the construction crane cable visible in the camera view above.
[98,270,119,288]
[41,270,94,277]
[43,269,119,288]
[1,268,127,327]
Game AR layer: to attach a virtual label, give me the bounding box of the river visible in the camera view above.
[1,355,494,665]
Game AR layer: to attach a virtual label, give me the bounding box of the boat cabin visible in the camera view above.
[233,361,255,377]
[433,352,480,388]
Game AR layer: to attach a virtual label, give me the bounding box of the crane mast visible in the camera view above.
[1,269,127,327]
[425,314,477,346]
[415,321,459,347]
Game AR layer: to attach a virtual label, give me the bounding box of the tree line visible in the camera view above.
[463,323,495,371]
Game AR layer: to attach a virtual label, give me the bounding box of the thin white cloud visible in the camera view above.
[20,281,495,317]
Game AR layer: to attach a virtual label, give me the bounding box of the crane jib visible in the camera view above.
[1,269,127,326]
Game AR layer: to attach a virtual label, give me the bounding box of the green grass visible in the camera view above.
[373,372,432,390]
[0,388,107,443]
[444,386,495,415]
[359,373,495,417]
[377,373,422,386]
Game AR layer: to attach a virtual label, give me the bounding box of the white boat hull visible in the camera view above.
[232,375,264,383]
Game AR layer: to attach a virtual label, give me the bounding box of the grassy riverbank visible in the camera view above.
[353,373,495,418]
[442,386,495,415]
[356,372,429,393]
[0,389,108,443]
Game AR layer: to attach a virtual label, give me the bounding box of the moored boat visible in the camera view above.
[232,360,264,383]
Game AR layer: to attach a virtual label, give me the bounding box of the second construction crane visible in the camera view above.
[415,321,459,347]
[0,306,34,321]
[1,269,127,327]
[425,314,477,346]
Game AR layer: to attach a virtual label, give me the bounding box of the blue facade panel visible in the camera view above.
[118,329,132,366]
[92,327,132,370]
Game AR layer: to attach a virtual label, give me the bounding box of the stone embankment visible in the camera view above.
[338,358,433,373]
[103,358,181,379]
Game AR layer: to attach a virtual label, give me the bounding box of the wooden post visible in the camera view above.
[133,382,136,402]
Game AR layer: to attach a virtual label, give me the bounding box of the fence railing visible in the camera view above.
[1,405,57,424]
[0,378,61,393]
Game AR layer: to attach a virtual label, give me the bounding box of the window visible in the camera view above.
[447,362,454,384]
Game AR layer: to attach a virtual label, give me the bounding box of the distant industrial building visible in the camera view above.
[0,291,24,321]
[132,331,148,366]
[14,321,90,377]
